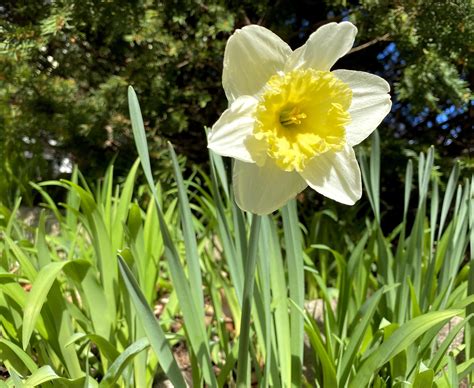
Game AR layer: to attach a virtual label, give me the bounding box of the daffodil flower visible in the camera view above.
[208,22,391,215]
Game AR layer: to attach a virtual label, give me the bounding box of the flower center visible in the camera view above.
[279,106,307,127]
[253,69,352,172]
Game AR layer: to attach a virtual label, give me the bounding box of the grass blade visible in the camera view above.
[22,261,68,348]
[168,143,204,311]
[100,337,150,387]
[338,287,385,385]
[0,338,37,375]
[118,256,186,387]
[282,200,304,387]
[236,215,262,388]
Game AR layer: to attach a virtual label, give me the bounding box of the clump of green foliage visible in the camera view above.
[0,91,472,386]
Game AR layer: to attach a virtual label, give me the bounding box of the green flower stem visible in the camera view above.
[236,214,262,388]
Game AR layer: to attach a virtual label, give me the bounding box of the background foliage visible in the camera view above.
[0,117,472,386]
[1,0,472,206]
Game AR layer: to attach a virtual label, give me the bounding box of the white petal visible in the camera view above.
[207,96,259,163]
[286,22,357,72]
[333,69,391,146]
[233,159,307,215]
[301,145,361,205]
[223,25,292,103]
